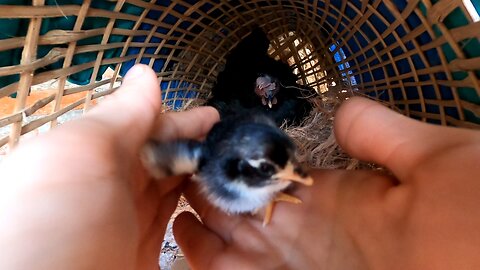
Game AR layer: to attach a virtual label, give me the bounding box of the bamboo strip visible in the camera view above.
[0,88,116,148]
[8,0,45,149]
[51,0,91,128]
[83,0,126,112]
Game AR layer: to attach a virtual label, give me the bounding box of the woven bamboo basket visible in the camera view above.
[1,0,479,155]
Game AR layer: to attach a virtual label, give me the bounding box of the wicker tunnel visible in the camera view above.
[0,0,479,152]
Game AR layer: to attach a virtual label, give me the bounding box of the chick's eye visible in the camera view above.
[259,162,275,175]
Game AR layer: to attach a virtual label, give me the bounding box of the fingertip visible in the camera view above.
[85,64,161,150]
[194,105,220,135]
[152,106,220,141]
[173,211,200,237]
[333,96,445,180]
[122,64,155,84]
[185,106,221,126]
[173,212,225,268]
[118,64,161,114]
[172,212,202,265]
[333,96,411,167]
[200,106,221,121]
[334,97,379,148]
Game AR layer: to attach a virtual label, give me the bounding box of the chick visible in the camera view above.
[207,27,315,126]
[142,113,313,225]
[255,74,279,108]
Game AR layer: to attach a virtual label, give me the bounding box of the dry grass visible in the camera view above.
[283,95,380,171]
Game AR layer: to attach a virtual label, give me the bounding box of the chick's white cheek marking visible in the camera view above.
[246,159,267,168]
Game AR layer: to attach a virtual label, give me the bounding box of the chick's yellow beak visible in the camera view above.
[274,162,313,186]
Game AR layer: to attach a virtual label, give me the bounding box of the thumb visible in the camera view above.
[334,97,478,181]
[86,64,161,151]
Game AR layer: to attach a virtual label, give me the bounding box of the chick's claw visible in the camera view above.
[262,192,303,227]
[274,192,303,204]
[263,202,275,227]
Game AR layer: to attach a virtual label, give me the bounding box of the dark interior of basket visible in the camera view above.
[0,0,479,149]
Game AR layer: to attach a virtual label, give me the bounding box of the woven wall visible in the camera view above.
[1,0,479,151]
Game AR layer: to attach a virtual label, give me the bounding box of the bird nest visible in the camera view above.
[282,82,394,171]
[283,96,378,170]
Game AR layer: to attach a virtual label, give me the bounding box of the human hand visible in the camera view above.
[173,97,480,270]
[0,64,219,270]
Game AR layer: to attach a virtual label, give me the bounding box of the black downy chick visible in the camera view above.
[207,27,315,126]
[142,113,313,225]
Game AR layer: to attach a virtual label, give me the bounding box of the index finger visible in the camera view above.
[173,212,226,270]
[151,106,220,141]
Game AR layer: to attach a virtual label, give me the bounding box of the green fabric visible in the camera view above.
[0,0,144,97]
[0,0,29,97]
[420,0,480,124]
[442,5,480,124]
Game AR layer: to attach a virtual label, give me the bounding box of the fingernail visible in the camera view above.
[124,64,146,83]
